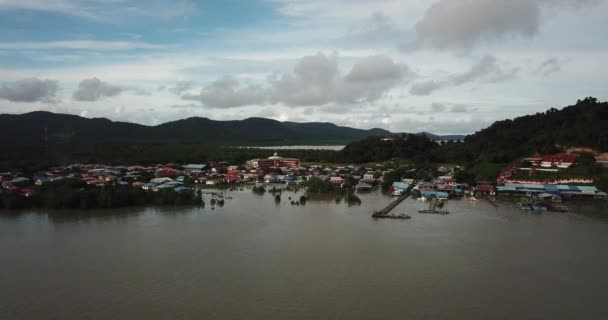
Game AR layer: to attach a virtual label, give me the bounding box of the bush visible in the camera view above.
[252,185,266,194]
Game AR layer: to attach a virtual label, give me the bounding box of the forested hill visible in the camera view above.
[453,97,608,163]
[337,97,608,164]
[0,112,390,145]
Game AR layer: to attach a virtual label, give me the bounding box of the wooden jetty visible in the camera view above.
[372,192,410,219]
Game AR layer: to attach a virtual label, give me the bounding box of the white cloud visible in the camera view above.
[270,53,409,106]
[182,76,268,108]
[180,53,410,108]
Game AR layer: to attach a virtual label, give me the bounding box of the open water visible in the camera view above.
[1,190,607,319]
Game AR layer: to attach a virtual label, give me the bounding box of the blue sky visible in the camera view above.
[0,0,607,134]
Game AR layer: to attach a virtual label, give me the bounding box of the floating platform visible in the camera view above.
[372,212,411,220]
[418,209,449,215]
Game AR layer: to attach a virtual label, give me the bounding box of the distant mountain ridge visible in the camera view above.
[0,111,396,145]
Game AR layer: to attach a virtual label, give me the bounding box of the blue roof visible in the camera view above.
[421,191,449,199]
[174,186,191,192]
[498,183,602,195]
[184,164,206,170]
[545,185,559,192]
[392,182,410,190]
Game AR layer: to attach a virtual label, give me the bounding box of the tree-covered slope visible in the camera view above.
[457,97,608,162]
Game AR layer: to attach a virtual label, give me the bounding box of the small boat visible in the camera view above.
[517,202,531,210]
[531,204,548,212]
[468,196,478,201]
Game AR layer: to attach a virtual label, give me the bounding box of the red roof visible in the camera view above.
[225,175,240,182]
[86,179,107,185]
[541,154,578,164]
[476,185,495,192]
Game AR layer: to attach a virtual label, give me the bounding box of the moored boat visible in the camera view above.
[531,204,548,212]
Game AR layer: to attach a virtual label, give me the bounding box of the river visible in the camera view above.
[1,190,608,320]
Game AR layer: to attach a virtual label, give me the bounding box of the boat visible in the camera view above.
[355,182,373,192]
[468,196,478,201]
[517,202,532,210]
[531,204,548,212]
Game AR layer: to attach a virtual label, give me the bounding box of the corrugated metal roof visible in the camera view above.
[545,185,559,192]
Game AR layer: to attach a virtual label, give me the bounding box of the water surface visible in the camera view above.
[1,191,607,320]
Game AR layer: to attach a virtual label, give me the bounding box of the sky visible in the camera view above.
[0,0,607,134]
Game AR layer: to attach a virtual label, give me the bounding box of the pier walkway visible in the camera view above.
[372,192,410,217]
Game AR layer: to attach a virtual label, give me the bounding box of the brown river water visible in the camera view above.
[1,189,608,320]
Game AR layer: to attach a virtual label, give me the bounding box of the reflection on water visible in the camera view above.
[1,190,608,320]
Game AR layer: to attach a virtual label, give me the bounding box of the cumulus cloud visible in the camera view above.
[270,53,408,106]
[406,0,597,51]
[269,53,339,106]
[0,78,58,102]
[182,76,268,108]
[73,78,125,101]
[410,55,518,95]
